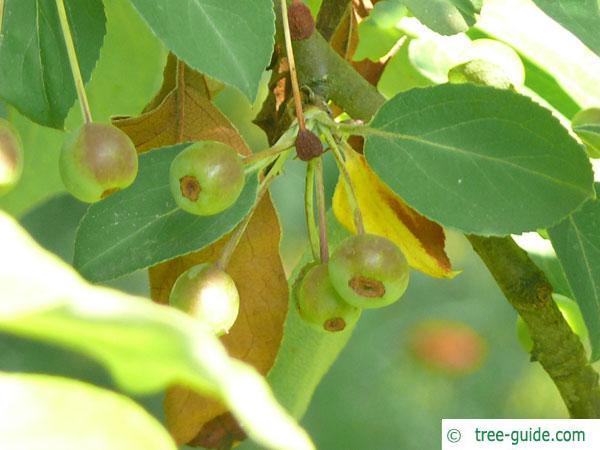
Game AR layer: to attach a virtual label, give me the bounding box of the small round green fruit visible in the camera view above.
[516,294,588,352]
[169,263,240,336]
[170,141,245,216]
[571,107,600,158]
[0,118,24,196]
[59,123,138,203]
[453,39,525,89]
[328,234,409,309]
[448,59,514,90]
[296,263,361,332]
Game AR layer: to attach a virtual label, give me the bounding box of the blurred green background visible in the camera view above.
[2,0,600,449]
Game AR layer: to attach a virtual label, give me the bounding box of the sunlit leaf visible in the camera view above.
[0,373,176,450]
[0,212,314,450]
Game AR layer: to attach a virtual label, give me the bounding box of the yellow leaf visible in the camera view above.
[333,150,456,278]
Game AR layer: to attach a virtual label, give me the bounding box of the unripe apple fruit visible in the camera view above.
[296,263,361,332]
[170,141,245,216]
[169,263,240,336]
[59,123,138,203]
[328,234,409,309]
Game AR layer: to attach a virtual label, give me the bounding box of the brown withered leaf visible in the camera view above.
[151,196,288,445]
[333,150,456,279]
[113,55,248,156]
[113,57,289,447]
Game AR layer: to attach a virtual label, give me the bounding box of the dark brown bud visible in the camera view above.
[295,129,324,161]
[288,0,315,41]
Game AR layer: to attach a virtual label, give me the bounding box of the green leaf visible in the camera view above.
[0,373,175,450]
[74,143,258,282]
[128,0,274,101]
[548,183,600,362]
[364,84,594,235]
[0,0,106,128]
[401,0,480,35]
[532,0,600,57]
[0,212,314,450]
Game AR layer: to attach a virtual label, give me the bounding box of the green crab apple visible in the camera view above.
[169,263,240,336]
[0,118,23,196]
[571,107,600,158]
[296,263,361,332]
[516,294,588,353]
[328,234,409,309]
[448,59,514,90]
[59,123,138,203]
[170,141,245,215]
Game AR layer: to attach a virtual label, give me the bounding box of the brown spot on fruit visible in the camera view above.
[349,275,385,298]
[324,317,346,332]
[180,175,201,202]
[295,129,323,161]
[288,0,315,41]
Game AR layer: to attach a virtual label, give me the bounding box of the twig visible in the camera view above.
[316,0,351,42]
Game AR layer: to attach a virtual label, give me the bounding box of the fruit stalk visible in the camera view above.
[314,156,329,263]
[55,0,92,124]
[319,125,365,234]
[305,160,320,260]
[216,150,291,270]
[243,126,297,173]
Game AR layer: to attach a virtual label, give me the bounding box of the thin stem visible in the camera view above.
[312,113,369,136]
[55,0,92,124]
[315,156,329,263]
[320,125,365,234]
[280,0,306,131]
[305,160,320,260]
[216,150,291,270]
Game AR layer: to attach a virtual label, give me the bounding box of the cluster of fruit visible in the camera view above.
[55,120,246,217]
[296,234,410,332]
